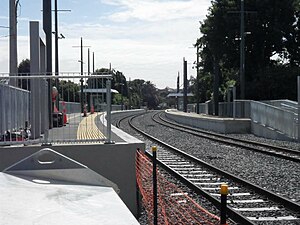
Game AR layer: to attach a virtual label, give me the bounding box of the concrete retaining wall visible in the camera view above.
[165,109,251,134]
[0,142,144,217]
[251,121,294,141]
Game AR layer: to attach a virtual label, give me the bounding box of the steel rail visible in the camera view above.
[157,112,300,163]
[127,113,300,224]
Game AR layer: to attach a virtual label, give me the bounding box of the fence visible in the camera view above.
[136,150,220,225]
[0,83,30,135]
[187,99,298,140]
[189,100,251,118]
[0,73,115,146]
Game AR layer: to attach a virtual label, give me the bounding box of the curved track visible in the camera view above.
[157,112,300,163]
[116,111,300,225]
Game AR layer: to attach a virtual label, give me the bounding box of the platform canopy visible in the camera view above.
[82,88,119,94]
[167,92,194,97]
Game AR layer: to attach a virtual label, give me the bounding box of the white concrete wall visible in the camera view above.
[165,110,251,134]
[0,142,144,217]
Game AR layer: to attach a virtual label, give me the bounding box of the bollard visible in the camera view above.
[152,146,158,225]
[220,184,228,225]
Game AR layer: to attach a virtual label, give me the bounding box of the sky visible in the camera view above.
[0,0,211,88]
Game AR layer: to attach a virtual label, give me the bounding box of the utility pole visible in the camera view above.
[9,0,18,86]
[93,52,95,73]
[80,38,84,113]
[54,0,59,111]
[228,1,255,100]
[183,58,188,113]
[72,37,90,113]
[213,59,220,116]
[43,0,53,128]
[88,48,90,75]
[53,0,69,110]
[196,44,200,114]
[240,0,245,100]
[177,72,180,110]
[54,0,58,77]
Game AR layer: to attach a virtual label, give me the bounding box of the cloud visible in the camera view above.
[57,15,202,88]
[101,0,210,22]
[0,0,211,88]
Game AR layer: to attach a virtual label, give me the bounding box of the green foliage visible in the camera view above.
[128,79,159,109]
[88,69,159,109]
[18,59,30,74]
[17,59,30,90]
[58,80,80,102]
[197,0,300,100]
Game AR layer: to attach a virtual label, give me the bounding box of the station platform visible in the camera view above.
[48,111,136,144]
[1,110,145,218]
[165,109,251,134]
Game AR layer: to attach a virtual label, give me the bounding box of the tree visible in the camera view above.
[58,80,80,102]
[128,79,159,109]
[198,0,300,100]
[18,59,30,90]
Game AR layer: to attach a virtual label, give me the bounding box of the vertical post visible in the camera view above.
[54,0,60,111]
[177,72,180,110]
[196,45,200,114]
[220,184,228,225]
[183,58,188,113]
[9,0,17,87]
[88,48,90,75]
[54,0,59,77]
[136,170,141,218]
[227,89,231,117]
[80,37,84,113]
[298,76,300,142]
[43,0,53,129]
[92,52,95,73]
[213,60,219,116]
[106,79,112,143]
[152,146,158,225]
[233,86,236,119]
[121,84,124,110]
[240,0,245,100]
[30,21,41,139]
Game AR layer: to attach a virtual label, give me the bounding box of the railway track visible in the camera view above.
[156,112,300,163]
[116,112,300,225]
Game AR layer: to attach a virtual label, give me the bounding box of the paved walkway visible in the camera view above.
[77,113,106,140]
[48,112,107,143]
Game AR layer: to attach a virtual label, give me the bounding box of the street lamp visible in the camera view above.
[117,83,124,110]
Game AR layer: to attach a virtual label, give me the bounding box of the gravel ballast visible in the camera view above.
[111,111,300,224]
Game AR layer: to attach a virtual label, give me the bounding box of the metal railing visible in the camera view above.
[0,73,115,146]
[184,99,298,140]
[250,101,298,139]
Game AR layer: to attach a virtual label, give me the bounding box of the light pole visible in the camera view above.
[53,0,70,110]
[196,44,200,114]
[240,0,245,99]
[117,83,124,110]
[72,37,90,113]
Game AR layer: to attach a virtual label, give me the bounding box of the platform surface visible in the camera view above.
[0,172,139,225]
[165,109,251,134]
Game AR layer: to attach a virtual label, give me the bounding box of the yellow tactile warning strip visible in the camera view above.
[77,113,106,140]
